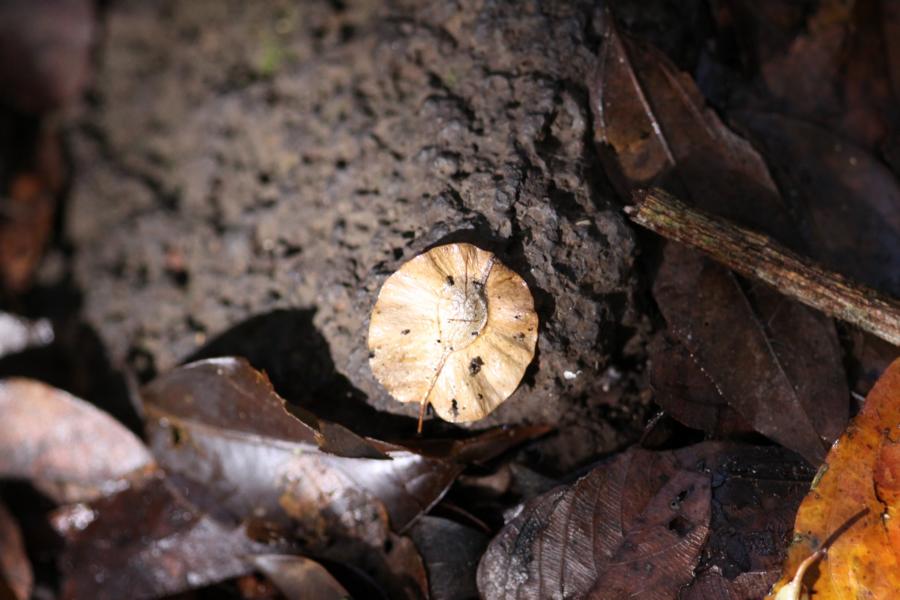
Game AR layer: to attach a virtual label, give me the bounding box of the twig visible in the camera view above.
[627,188,900,347]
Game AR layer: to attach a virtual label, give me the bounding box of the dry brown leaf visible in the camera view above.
[590,11,848,464]
[368,242,538,426]
[0,378,155,502]
[477,445,712,600]
[0,501,31,600]
[767,357,900,598]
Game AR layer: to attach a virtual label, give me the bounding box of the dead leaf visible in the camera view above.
[409,516,488,600]
[59,475,274,600]
[0,501,31,600]
[251,555,350,600]
[477,445,712,599]
[142,357,542,599]
[590,12,849,464]
[653,246,848,465]
[686,445,815,598]
[0,0,94,113]
[733,110,900,297]
[0,378,155,502]
[0,174,55,295]
[681,569,773,600]
[714,0,895,150]
[649,334,751,437]
[767,357,900,598]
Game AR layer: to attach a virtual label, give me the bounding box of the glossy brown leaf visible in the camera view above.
[0,501,31,600]
[251,555,350,600]
[734,111,900,297]
[590,12,849,464]
[0,378,155,502]
[477,445,712,600]
[59,476,273,600]
[142,357,542,599]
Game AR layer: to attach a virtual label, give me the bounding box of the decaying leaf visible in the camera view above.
[713,0,895,150]
[0,501,32,600]
[409,516,488,600]
[0,378,155,502]
[477,445,712,599]
[653,245,847,465]
[251,555,350,600]
[59,475,273,600]
[142,357,542,599]
[767,357,900,598]
[0,0,94,113]
[734,111,900,297]
[368,243,538,426]
[590,12,848,464]
[682,445,815,599]
[649,335,751,437]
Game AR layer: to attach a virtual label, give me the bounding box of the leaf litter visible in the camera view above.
[4,2,900,599]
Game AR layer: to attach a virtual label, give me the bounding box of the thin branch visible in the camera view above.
[627,188,900,347]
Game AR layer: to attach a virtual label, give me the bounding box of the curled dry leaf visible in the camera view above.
[0,501,32,600]
[368,243,538,426]
[0,378,155,502]
[59,475,273,600]
[477,445,712,600]
[590,12,848,464]
[251,555,350,600]
[767,357,900,599]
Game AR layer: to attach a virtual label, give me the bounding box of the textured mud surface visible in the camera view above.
[70,0,646,470]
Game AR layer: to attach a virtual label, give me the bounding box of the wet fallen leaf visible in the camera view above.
[409,516,488,600]
[251,555,350,600]
[0,378,155,502]
[143,357,539,532]
[0,501,31,600]
[141,357,542,599]
[143,357,433,599]
[59,475,273,600]
[477,445,712,599]
[767,357,900,598]
[734,110,900,297]
[590,12,849,464]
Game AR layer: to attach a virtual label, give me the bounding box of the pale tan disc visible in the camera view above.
[367,243,538,423]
